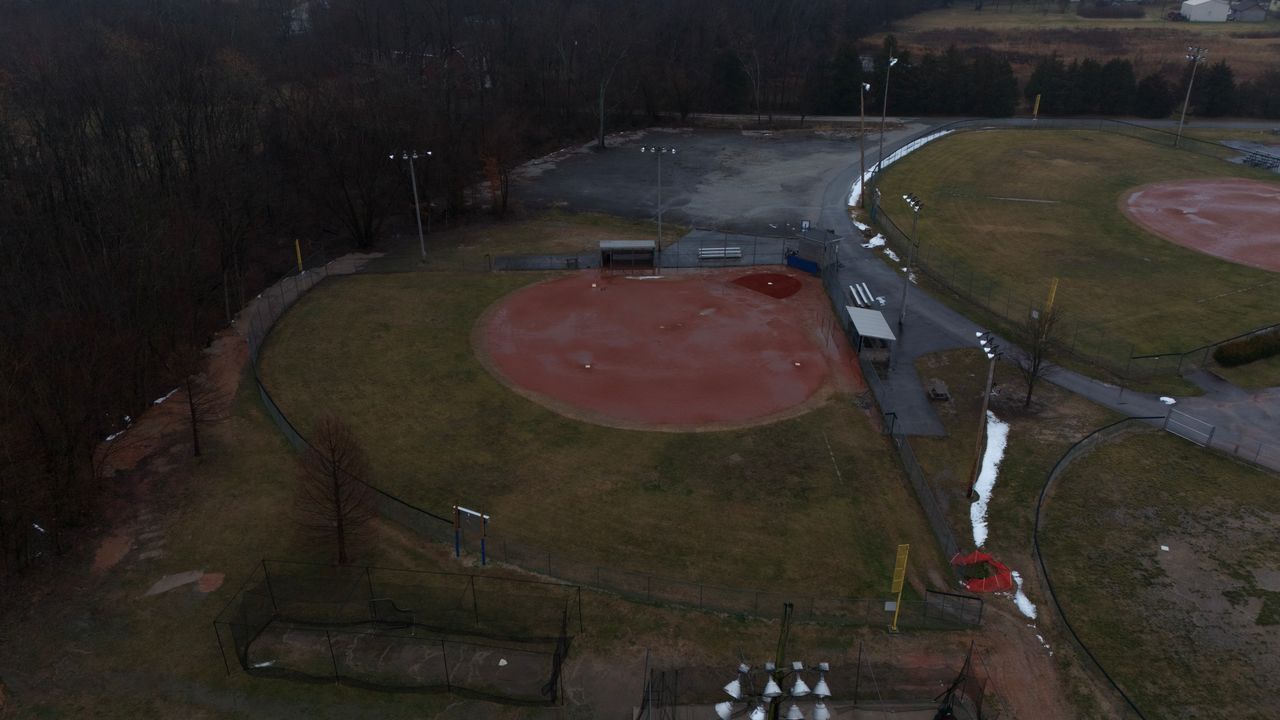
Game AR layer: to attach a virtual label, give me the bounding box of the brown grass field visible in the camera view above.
[872,4,1280,88]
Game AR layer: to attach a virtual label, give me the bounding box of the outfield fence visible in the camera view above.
[1032,418,1159,720]
[864,116,1279,384]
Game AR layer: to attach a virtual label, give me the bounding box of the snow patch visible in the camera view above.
[969,411,1010,548]
[1160,396,1177,405]
[152,388,178,405]
[847,129,955,207]
[861,234,886,249]
[1009,570,1037,619]
[852,219,870,231]
[883,248,900,263]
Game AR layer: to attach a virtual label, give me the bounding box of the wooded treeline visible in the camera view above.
[0,0,1276,572]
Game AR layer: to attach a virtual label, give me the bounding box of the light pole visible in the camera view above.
[717,661,833,720]
[640,145,676,267]
[859,82,871,208]
[876,56,898,188]
[1176,46,1207,149]
[966,331,1001,500]
[390,150,431,262]
[898,193,922,331]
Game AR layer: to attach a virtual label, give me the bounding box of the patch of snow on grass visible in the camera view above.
[861,234,886,249]
[1160,396,1177,405]
[883,248,900,263]
[1009,570,1037,619]
[152,388,178,405]
[847,129,955,207]
[852,219,870,231]
[969,411,1010,548]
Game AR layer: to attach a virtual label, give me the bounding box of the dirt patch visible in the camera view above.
[91,534,133,574]
[197,572,225,593]
[1121,178,1280,273]
[475,268,860,431]
[731,272,802,299]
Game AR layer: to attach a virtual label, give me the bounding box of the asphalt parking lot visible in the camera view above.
[512,127,874,235]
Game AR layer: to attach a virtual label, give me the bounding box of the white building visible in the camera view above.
[1181,0,1232,21]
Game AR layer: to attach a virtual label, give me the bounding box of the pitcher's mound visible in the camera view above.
[1121,178,1280,273]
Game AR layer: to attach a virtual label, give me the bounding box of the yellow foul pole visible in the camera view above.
[889,544,910,632]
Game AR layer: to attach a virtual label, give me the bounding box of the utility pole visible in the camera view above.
[1176,47,1207,149]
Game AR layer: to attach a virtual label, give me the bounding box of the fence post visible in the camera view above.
[441,640,452,692]
[213,622,232,675]
[470,575,480,626]
[261,559,279,613]
[326,631,340,685]
[577,586,584,634]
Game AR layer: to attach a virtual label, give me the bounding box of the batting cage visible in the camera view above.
[213,560,579,705]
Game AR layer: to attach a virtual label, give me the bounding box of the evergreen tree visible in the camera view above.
[1134,72,1176,119]
[1196,60,1236,118]
[970,51,1018,117]
[1097,59,1137,116]
[1025,55,1068,115]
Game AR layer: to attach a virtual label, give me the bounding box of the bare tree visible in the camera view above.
[296,415,376,565]
[1018,305,1063,408]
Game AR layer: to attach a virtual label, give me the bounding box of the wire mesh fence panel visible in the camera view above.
[242,622,340,682]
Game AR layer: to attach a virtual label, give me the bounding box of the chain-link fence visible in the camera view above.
[1032,417,1158,720]
[213,559,578,705]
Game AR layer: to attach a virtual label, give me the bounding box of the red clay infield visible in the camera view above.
[476,269,862,431]
[1121,178,1280,273]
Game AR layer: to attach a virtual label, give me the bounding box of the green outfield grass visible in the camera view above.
[876,129,1280,368]
[257,270,944,595]
[1041,431,1280,719]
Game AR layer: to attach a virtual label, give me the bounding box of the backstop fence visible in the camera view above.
[240,253,984,631]
[863,117,1279,385]
[213,559,578,705]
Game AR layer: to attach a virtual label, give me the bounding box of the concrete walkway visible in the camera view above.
[818,118,1280,470]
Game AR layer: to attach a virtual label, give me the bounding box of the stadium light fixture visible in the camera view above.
[715,701,734,720]
[812,702,832,720]
[720,662,832,720]
[1176,46,1208,149]
[390,150,432,262]
[898,192,923,331]
[967,331,1002,499]
[859,82,872,207]
[750,706,766,720]
[641,145,676,267]
[786,703,805,720]
[877,55,899,186]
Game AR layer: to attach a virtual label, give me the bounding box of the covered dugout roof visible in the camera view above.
[846,306,896,342]
[599,240,656,250]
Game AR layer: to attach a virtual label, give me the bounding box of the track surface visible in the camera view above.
[477,269,858,430]
[1122,177,1280,273]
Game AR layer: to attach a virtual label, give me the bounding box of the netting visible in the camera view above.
[214,560,578,705]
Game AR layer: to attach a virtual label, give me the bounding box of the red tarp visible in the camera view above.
[951,551,1014,593]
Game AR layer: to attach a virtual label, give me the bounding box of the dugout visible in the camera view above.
[846,305,896,360]
[599,240,656,268]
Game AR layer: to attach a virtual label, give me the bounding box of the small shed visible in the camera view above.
[1231,1,1268,21]
[599,240,656,268]
[1182,0,1231,21]
[845,306,896,354]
